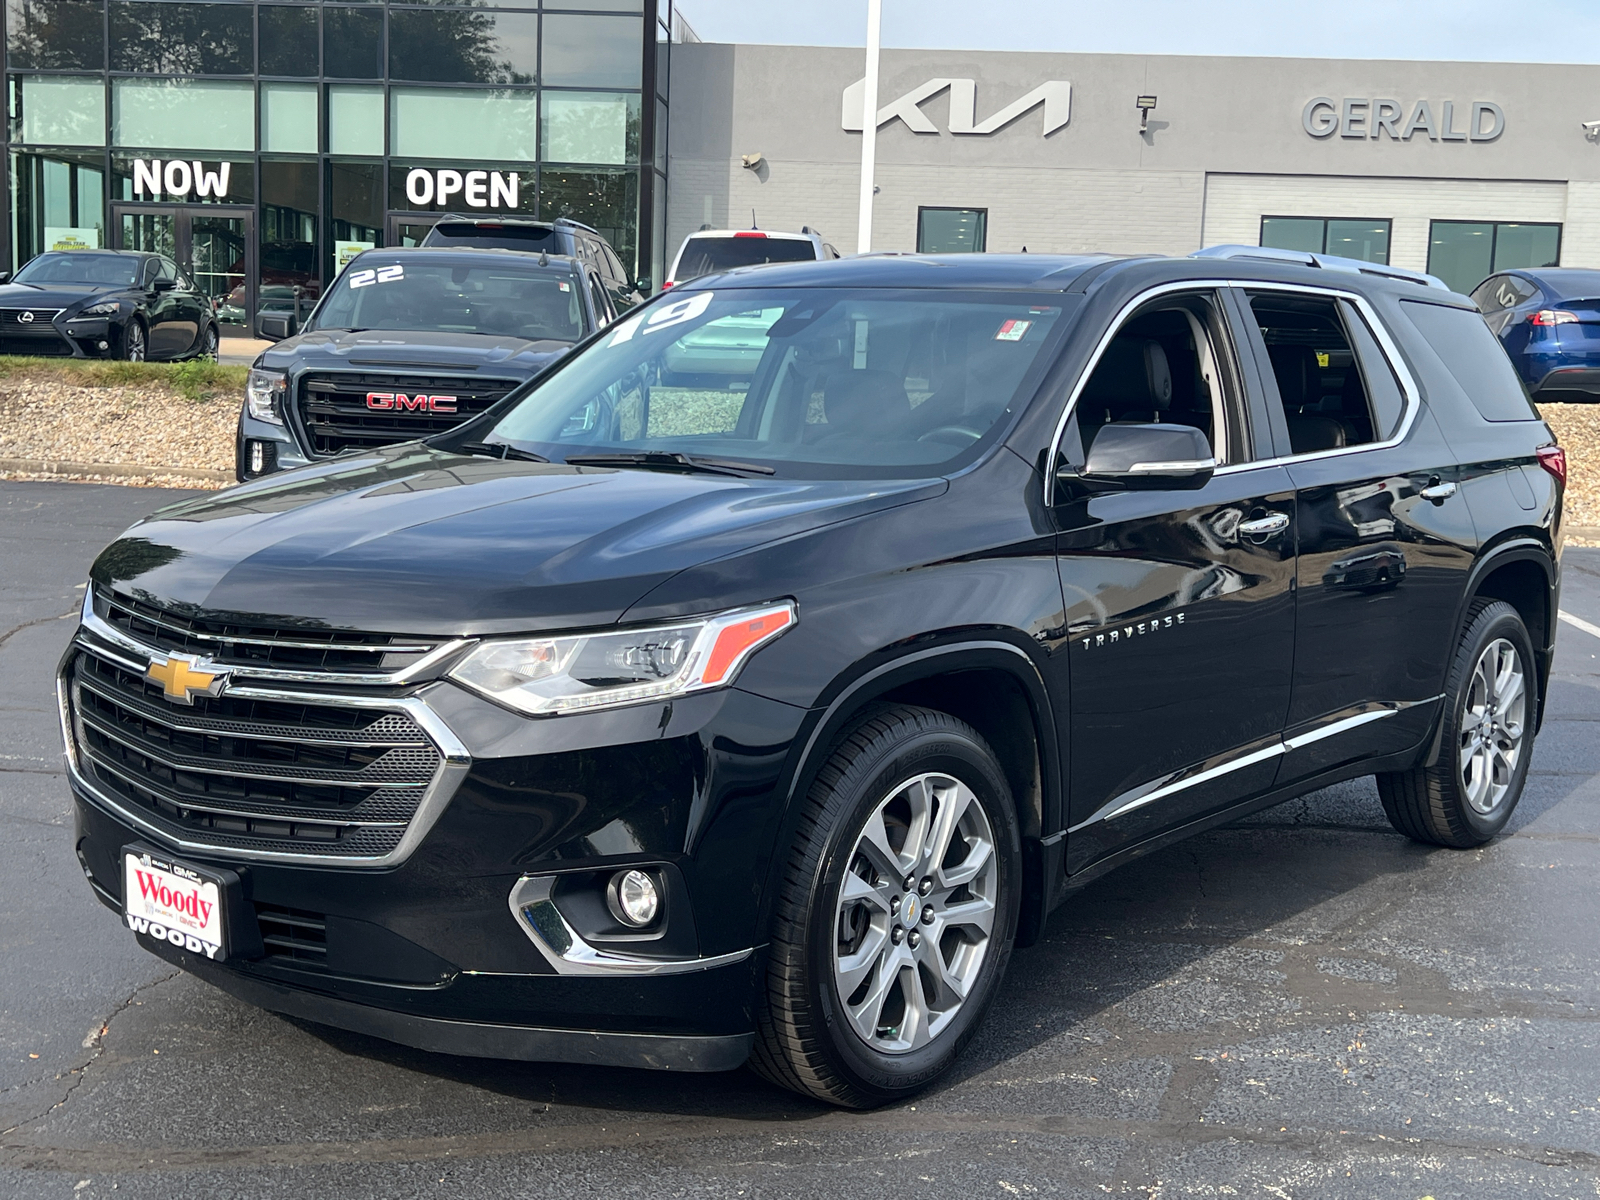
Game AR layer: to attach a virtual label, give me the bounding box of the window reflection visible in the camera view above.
[259,5,318,77]
[323,6,382,80]
[110,2,252,75]
[540,14,643,89]
[542,168,638,272]
[260,159,320,332]
[389,10,537,84]
[11,148,105,266]
[6,0,103,71]
[13,75,104,146]
[541,91,640,165]
[330,160,382,277]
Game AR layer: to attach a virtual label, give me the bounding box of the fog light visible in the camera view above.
[606,869,660,928]
[249,441,266,474]
[97,340,108,350]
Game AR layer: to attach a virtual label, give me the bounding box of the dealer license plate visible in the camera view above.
[122,848,227,961]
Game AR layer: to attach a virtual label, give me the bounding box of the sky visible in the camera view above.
[675,0,1600,65]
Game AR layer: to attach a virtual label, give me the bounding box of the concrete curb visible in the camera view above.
[0,456,234,484]
[1572,526,1600,541]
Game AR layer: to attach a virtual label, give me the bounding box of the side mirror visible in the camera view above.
[1071,423,1216,491]
[151,277,176,292]
[0,271,11,284]
[257,312,294,342]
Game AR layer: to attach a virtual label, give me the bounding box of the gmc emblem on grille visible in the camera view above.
[366,392,458,413]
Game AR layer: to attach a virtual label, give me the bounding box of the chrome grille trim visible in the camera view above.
[99,589,438,654]
[61,627,472,869]
[81,606,474,688]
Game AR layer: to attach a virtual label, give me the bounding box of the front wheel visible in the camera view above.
[750,706,1021,1108]
[1377,599,1536,847]
[195,322,219,361]
[121,320,147,362]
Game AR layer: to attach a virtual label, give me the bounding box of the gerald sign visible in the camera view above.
[1303,97,1505,143]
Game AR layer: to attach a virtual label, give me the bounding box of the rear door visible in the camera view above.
[1055,287,1297,871]
[1235,285,1477,784]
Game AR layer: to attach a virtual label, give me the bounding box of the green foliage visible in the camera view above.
[0,356,248,401]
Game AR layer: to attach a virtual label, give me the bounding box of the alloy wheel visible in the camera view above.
[201,325,218,360]
[125,323,146,362]
[832,772,998,1054]
[1458,636,1526,815]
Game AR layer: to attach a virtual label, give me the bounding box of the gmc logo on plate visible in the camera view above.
[366,392,458,413]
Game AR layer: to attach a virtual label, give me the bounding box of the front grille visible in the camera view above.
[0,308,71,356]
[0,306,63,327]
[96,588,443,676]
[255,904,328,963]
[67,648,442,858]
[296,371,521,457]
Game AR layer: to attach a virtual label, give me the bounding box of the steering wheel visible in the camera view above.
[916,423,985,447]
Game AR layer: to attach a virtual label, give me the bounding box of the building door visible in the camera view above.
[111,204,257,337]
[386,212,439,247]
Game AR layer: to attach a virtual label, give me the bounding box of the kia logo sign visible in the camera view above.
[132,158,232,199]
[367,392,458,413]
[404,169,519,209]
[842,78,1071,136]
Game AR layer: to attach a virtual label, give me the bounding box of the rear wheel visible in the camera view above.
[750,706,1021,1108]
[1377,599,1535,847]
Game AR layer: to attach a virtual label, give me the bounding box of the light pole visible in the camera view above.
[856,0,882,254]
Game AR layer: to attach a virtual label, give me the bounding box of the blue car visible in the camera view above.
[1471,268,1600,402]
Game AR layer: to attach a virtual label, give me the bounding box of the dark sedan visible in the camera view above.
[0,249,218,361]
[1472,267,1600,401]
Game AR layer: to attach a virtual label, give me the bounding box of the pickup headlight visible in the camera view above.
[449,601,795,716]
[246,367,287,425]
[80,302,119,317]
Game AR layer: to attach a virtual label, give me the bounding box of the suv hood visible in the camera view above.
[92,446,945,635]
[263,329,575,373]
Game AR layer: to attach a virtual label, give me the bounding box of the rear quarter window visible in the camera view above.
[1399,299,1541,422]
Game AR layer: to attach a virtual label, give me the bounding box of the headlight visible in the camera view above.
[449,601,795,716]
[80,302,119,317]
[246,368,287,425]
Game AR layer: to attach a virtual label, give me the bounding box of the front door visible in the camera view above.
[112,204,256,337]
[1054,289,1298,873]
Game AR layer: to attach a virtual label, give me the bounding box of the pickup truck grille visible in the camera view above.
[296,371,521,457]
[95,587,444,677]
[65,642,446,860]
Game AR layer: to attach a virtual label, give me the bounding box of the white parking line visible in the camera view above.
[1560,610,1600,641]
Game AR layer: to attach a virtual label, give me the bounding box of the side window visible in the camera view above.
[1470,276,1507,315]
[140,258,160,287]
[1400,299,1542,422]
[1069,291,1246,467]
[1339,301,1407,440]
[1249,292,1385,456]
[588,272,612,327]
[156,257,178,284]
[601,244,627,286]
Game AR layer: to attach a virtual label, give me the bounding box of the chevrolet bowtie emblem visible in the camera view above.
[145,653,228,705]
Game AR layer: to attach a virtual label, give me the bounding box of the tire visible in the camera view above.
[122,320,147,362]
[1377,599,1536,848]
[750,705,1021,1108]
[195,323,219,361]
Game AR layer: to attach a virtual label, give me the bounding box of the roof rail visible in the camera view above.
[1191,244,1450,291]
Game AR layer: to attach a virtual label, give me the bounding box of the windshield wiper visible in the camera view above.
[563,451,775,477]
[453,441,549,463]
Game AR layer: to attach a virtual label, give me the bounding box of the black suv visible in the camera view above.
[65,250,1564,1109]
[238,247,615,480]
[420,215,644,313]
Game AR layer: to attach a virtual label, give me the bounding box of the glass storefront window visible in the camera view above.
[1260,215,1391,264]
[262,83,317,155]
[550,0,643,10]
[13,75,104,146]
[917,207,987,253]
[391,87,538,160]
[330,159,381,275]
[6,0,104,71]
[1428,221,1561,294]
[389,10,538,84]
[11,148,105,265]
[259,5,319,78]
[540,14,644,89]
[324,7,382,80]
[327,85,383,156]
[110,155,254,203]
[113,79,254,152]
[110,2,253,75]
[260,159,319,324]
[541,167,638,271]
[541,91,640,165]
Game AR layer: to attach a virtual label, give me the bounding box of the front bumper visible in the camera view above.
[236,407,313,480]
[62,609,808,1068]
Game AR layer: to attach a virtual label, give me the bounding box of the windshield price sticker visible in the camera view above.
[995,319,1032,341]
[123,850,225,961]
[348,265,405,289]
[610,291,715,346]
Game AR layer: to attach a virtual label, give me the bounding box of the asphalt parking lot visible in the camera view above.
[2,478,1598,1200]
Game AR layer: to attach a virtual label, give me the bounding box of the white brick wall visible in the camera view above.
[1201,173,1570,272]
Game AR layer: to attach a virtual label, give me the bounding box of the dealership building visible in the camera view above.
[7,5,1600,328]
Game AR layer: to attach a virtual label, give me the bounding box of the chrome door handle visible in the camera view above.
[1420,481,1458,502]
[1239,512,1291,537]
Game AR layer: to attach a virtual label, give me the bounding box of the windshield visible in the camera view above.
[673,236,817,282]
[311,259,586,341]
[14,253,138,287]
[424,223,560,253]
[479,287,1070,478]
